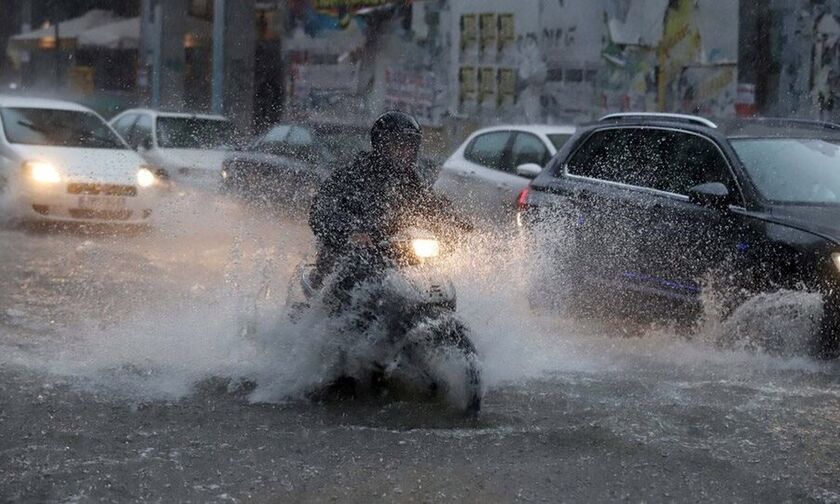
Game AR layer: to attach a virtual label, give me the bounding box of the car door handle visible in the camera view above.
[497,182,511,189]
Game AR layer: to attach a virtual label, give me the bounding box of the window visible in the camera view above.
[156,117,234,149]
[262,125,290,143]
[261,125,314,146]
[510,132,549,168]
[547,133,573,151]
[258,125,320,161]
[129,114,154,150]
[565,69,584,83]
[0,107,125,149]
[567,128,734,195]
[732,137,840,205]
[112,114,137,140]
[465,131,512,171]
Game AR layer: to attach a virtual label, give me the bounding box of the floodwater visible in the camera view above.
[1,188,839,502]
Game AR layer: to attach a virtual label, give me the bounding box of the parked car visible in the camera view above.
[434,124,575,222]
[220,121,369,209]
[110,109,235,187]
[518,113,840,356]
[0,96,163,225]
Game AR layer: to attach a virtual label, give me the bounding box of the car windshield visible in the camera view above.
[0,107,125,149]
[731,137,840,205]
[548,133,573,150]
[317,129,369,164]
[156,117,234,149]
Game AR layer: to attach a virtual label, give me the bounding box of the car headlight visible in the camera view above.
[137,167,156,187]
[221,169,228,180]
[411,238,440,259]
[832,252,840,273]
[25,160,61,184]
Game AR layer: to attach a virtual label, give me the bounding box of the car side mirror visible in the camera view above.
[516,163,543,179]
[688,182,730,209]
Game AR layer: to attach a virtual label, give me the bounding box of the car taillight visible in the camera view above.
[516,187,531,228]
[517,186,531,209]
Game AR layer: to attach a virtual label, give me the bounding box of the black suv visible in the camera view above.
[518,113,840,356]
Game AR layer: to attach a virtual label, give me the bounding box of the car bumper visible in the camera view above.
[16,181,156,225]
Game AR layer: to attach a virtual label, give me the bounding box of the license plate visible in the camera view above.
[78,196,127,211]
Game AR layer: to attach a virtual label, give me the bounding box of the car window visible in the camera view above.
[129,114,154,150]
[464,131,512,171]
[732,138,840,205]
[112,114,137,139]
[667,133,734,195]
[260,126,314,147]
[511,132,549,168]
[261,125,291,144]
[547,133,573,151]
[258,125,318,161]
[0,107,126,149]
[317,128,368,164]
[567,128,735,195]
[156,117,234,149]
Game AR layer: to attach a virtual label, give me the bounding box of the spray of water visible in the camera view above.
[0,191,834,407]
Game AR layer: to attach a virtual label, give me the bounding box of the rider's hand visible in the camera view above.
[349,232,373,247]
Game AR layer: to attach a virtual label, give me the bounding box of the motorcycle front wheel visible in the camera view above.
[405,309,483,417]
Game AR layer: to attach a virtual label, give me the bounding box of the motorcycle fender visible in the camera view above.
[382,267,456,307]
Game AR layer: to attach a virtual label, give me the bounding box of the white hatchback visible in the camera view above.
[0,96,162,225]
[434,125,575,222]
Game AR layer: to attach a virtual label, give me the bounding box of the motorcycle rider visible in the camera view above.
[308,110,470,301]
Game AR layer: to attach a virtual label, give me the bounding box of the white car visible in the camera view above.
[109,109,234,186]
[434,125,575,222]
[0,96,162,225]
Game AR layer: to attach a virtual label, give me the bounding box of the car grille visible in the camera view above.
[67,183,137,197]
[68,209,133,221]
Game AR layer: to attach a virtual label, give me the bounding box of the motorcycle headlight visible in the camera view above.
[411,238,440,259]
[25,160,61,184]
[137,167,156,187]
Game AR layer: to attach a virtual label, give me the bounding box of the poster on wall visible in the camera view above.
[461,14,478,52]
[498,14,515,53]
[497,67,516,107]
[459,66,477,105]
[384,68,444,127]
[292,62,360,100]
[479,13,497,55]
[677,65,737,117]
[479,66,496,105]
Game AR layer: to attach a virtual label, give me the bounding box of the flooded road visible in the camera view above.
[1,190,840,503]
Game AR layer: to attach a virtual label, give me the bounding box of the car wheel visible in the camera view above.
[715,289,824,357]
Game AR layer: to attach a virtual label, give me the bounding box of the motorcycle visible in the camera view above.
[287,228,483,416]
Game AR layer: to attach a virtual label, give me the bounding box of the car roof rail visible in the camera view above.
[599,112,718,129]
[749,117,840,131]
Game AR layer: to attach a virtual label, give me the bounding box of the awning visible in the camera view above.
[77,17,140,50]
[9,9,118,48]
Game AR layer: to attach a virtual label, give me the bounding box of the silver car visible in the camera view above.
[110,109,235,187]
[434,124,575,223]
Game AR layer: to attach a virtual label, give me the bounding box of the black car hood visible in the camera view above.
[766,205,840,244]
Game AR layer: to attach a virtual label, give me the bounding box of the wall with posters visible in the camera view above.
[601,0,739,117]
[447,0,739,124]
[767,0,840,120]
[448,0,542,123]
[283,0,741,139]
